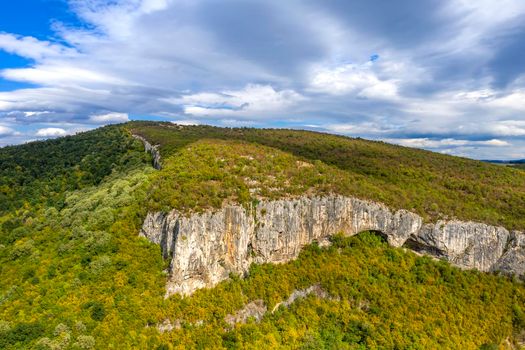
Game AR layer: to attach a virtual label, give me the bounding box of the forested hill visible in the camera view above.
[130,121,525,230]
[0,126,147,214]
[0,122,524,349]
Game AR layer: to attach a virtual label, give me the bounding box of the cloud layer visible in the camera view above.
[0,0,524,159]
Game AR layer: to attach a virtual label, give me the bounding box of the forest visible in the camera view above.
[0,122,525,349]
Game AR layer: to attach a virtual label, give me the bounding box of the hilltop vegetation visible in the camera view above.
[145,138,381,214]
[0,122,525,349]
[131,121,525,230]
[0,126,145,214]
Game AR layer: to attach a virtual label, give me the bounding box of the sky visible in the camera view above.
[0,0,525,159]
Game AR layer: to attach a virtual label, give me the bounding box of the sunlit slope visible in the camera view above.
[131,121,525,230]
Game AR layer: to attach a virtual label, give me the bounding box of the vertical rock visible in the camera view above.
[410,221,510,272]
[132,134,162,170]
[139,194,525,296]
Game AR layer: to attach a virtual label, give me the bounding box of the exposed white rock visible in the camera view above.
[491,231,525,276]
[224,300,267,327]
[132,134,161,170]
[271,284,332,313]
[157,319,181,333]
[140,194,525,297]
[407,221,511,272]
[224,284,332,328]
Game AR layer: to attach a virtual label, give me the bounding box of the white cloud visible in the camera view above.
[0,125,15,137]
[174,84,305,117]
[139,0,171,14]
[490,120,525,137]
[23,111,51,117]
[487,91,525,112]
[170,119,201,126]
[453,89,496,101]
[0,86,121,116]
[385,138,510,149]
[309,63,399,100]
[35,128,68,137]
[2,65,127,87]
[220,119,260,126]
[69,0,171,39]
[0,33,76,60]
[324,122,392,135]
[89,112,129,123]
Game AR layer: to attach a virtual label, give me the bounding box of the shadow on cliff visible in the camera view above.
[354,230,388,243]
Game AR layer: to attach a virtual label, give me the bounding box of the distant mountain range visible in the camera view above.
[484,159,525,164]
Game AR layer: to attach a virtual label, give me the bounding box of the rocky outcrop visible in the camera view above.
[132,134,161,170]
[157,284,332,332]
[225,300,267,327]
[271,284,333,313]
[491,231,525,276]
[224,284,332,327]
[140,194,525,297]
[405,221,511,272]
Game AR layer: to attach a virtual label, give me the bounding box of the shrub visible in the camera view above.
[73,335,96,349]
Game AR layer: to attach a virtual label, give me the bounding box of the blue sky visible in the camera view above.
[0,0,525,159]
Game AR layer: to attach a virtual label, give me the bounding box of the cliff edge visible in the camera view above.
[140,195,525,296]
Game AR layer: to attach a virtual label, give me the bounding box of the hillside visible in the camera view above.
[131,121,525,229]
[0,122,525,349]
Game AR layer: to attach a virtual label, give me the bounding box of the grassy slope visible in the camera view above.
[144,138,381,214]
[0,123,525,349]
[130,121,525,230]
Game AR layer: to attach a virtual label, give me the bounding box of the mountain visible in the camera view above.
[1,121,525,349]
[484,159,525,171]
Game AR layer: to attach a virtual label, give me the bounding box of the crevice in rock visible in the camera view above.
[159,219,170,260]
[170,220,179,260]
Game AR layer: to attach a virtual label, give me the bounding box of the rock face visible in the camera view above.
[406,221,511,272]
[140,194,525,297]
[224,300,267,327]
[271,284,332,313]
[224,284,332,327]
[132,134,161,170]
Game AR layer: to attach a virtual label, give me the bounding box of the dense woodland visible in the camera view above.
[0,122,525,349]
[0,126,145,214]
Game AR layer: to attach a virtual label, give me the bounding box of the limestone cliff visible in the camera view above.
[140,195,525,297]
[132,134,162,170]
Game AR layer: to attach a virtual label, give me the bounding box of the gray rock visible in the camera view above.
[271,284,331,313]
[156,319,181,333]
[408,221,510,272]
[140,194,525,297]
[491,231,525,277]
[132,134,161,170]
[224,300,267,327]
[224,284,332,328]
